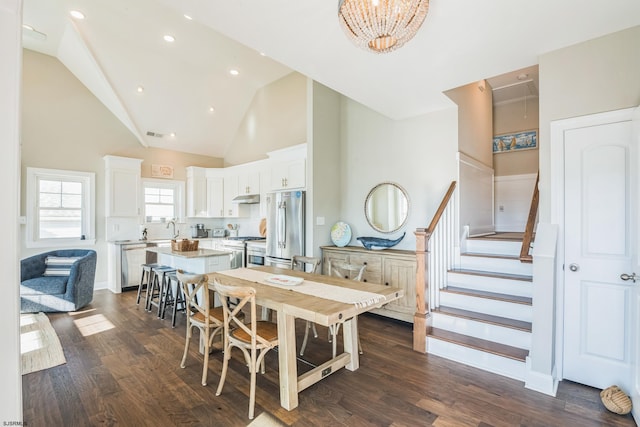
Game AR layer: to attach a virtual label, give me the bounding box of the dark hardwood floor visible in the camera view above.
[23,290,636,427]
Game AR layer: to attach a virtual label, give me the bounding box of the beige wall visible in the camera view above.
[445,80,493,166]
[224,72,307,166]
[308,80,342,258]
[539,25,640,223]
[493,97,539,176]
[21,50,223,282]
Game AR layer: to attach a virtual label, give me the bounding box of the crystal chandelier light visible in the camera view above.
[338,0,430,53]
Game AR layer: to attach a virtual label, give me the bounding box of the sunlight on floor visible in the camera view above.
[73,314,115,337]
[68,308,97,316]
[21,330,45,355]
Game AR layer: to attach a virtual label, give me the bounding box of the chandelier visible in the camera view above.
[338,0,430,53]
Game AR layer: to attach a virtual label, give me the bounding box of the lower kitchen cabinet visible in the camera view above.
[321,246,416,323]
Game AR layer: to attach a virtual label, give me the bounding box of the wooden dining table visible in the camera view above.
[207,266,404,411]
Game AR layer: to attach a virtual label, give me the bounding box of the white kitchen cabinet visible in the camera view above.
[270,158,306,191]
[206,176,224,217]
[237,169,260,195]
[186,167,208,217]
[223,173,239,217]
[104,155,142,218]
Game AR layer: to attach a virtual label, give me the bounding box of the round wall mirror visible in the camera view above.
[364,182,410,233]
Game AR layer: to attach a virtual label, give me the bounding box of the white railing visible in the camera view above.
[413,181,457,352]
[428,191,457,310]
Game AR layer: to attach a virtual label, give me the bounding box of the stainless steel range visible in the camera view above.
[220,236,265,269]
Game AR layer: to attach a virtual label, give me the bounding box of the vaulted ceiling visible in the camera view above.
[22,0,640,158]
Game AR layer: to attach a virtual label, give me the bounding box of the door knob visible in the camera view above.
[569,263,579,272]
[620,272,637,283]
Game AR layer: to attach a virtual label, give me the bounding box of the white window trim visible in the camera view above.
[26,167,96,248]
[141,178,185,222]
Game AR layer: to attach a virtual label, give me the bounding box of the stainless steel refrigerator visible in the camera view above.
[265,190,305,268]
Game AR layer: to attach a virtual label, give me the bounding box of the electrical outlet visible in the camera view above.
[316,216,325,226]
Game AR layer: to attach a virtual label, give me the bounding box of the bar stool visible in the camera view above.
[146,265,176,314]
[160,271,187,327]
[136,262,160,306]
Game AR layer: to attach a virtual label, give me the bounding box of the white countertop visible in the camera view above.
[147,247,231,258]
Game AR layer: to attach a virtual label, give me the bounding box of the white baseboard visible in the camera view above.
[524,356,558,396]
[93,280,109,291]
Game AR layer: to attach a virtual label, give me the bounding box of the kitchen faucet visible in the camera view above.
[166,219,179,238]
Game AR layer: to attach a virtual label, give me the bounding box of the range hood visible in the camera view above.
[232,194,260,204]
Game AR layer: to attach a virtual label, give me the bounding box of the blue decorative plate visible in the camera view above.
[330,221,352,247]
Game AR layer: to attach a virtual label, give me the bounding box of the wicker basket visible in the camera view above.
[600,385,632,415]
[171,239,199,252]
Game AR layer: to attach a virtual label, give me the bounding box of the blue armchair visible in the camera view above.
[20,249,97,313]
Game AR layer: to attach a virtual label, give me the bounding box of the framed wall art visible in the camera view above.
[151,164,174,178]
[493,130,537,154]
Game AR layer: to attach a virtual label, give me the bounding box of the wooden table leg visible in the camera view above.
[344,316,360,371]
[277,310,298,410]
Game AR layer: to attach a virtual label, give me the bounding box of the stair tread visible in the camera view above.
[467,232,531,242]
[432,306,532,332]
[443,286,532,305]
[461,252,521,260]
[428,327,529,362]
[449,268,532,282]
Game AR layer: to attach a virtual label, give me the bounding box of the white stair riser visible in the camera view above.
[459,255,532,276]
[447,272,532,298]
[431,312,531,350]
[465,239,521,256]
[427,337,526,382]
[440,292,532,322]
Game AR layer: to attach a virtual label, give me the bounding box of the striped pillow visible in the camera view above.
[43,256,81,276]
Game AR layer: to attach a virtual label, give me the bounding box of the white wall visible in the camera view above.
[1,0,23,420]
[494,173,537,232]
[339,98,458,251]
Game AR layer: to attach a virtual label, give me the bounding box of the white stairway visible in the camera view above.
[426,234,533,381]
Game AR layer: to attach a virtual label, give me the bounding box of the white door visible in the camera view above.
[563,111,637,393]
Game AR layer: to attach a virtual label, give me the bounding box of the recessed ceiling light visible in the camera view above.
[70,10,85,20]
[209,106,215,113]
[259,52,266,57]
[170,132,176,138]
[184,14,193,20]
[229,69,239,76]
[163,34,175,43]
[137,86,144,93]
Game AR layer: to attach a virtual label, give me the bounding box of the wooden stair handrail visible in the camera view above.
[519,172,539,263]
[414,181,457,352]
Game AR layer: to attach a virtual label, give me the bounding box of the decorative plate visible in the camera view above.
[330,221,352,247]
[265,274,304,286]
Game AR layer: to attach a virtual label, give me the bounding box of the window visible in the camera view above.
[27,168,95,247]
[142,179,184,222]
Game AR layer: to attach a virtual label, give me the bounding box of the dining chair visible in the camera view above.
[291,256,321,356]
[327,259,366,357]
[177,270,224,387]
[213,279,279,420]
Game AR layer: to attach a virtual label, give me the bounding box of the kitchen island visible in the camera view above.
[147,247,232,274]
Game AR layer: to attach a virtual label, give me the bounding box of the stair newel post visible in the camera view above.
[413,228,429,353]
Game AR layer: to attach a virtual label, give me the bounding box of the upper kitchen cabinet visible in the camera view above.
[223,173,240,217]
[104,155,142,217]
[268,144,307,191]
[206,169,224,218]
[186,167,208,218]
[237,169,260,196]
